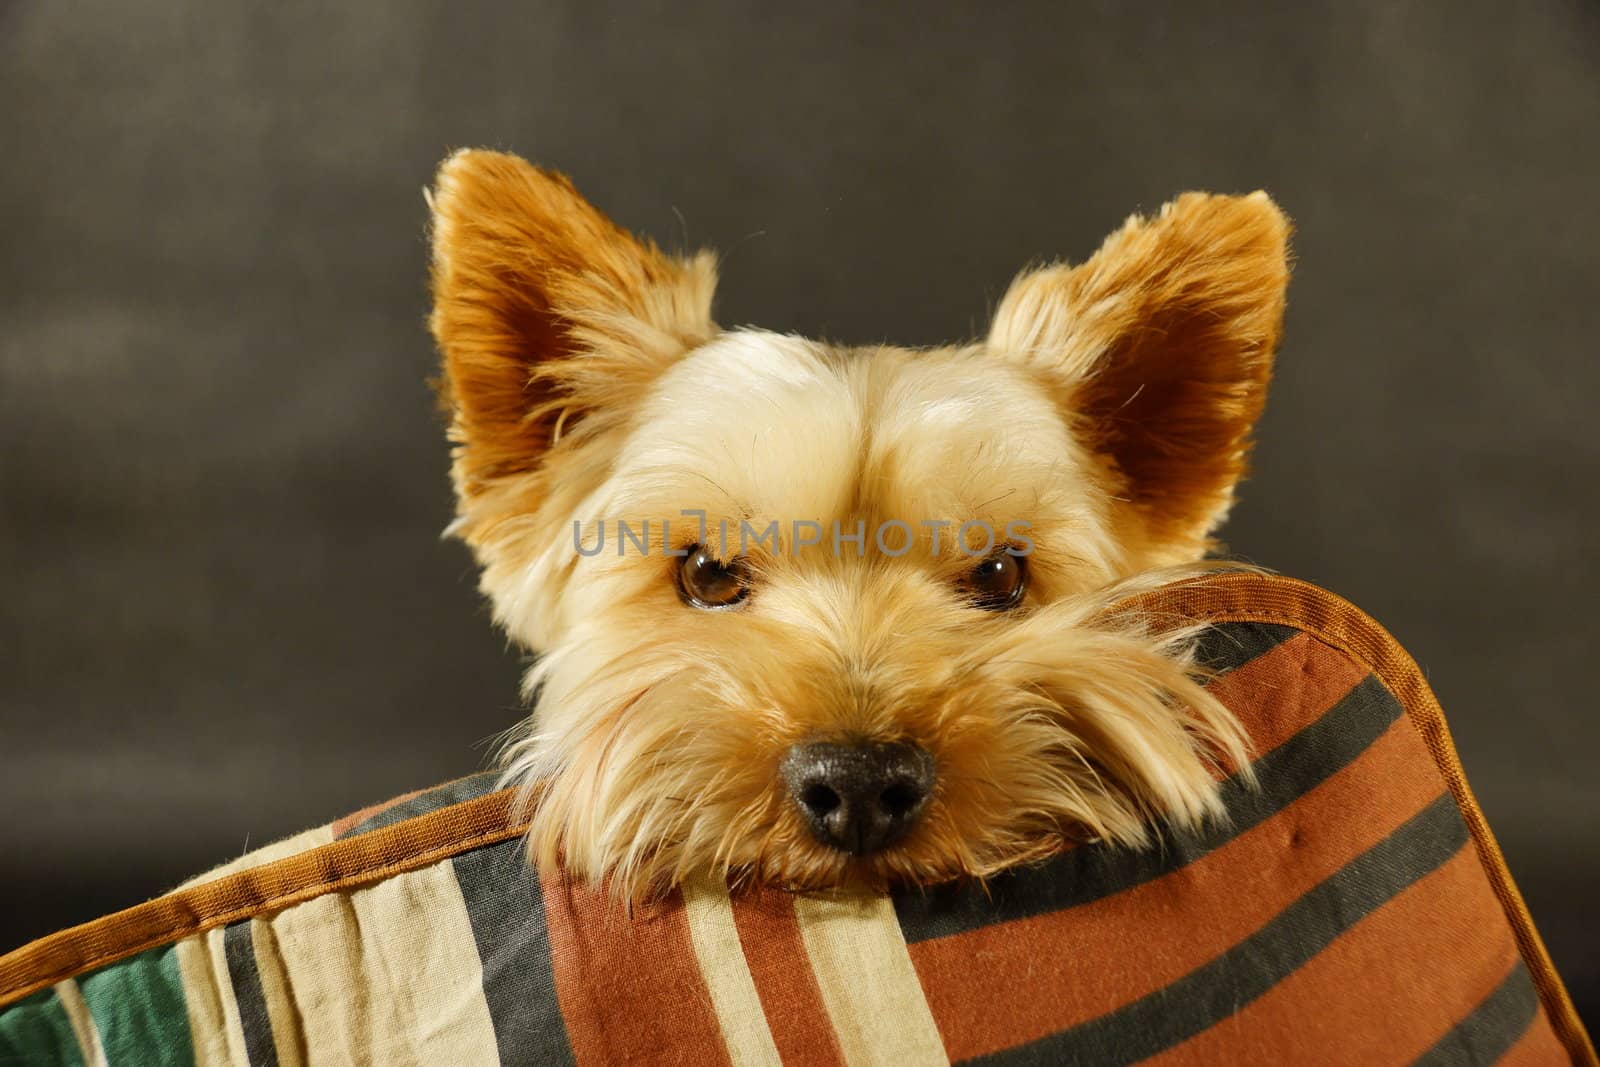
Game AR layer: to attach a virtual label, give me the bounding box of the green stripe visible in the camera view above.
[79,945,195,1067]
[0,988,86,1066]
[897,671,1401,942]
[1412,962,1540,1066]
[970,792,1469,1065]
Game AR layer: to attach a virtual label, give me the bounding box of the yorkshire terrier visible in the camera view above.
[425,150,1290,897]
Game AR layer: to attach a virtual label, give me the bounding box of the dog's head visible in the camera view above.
[426,150,1290,895]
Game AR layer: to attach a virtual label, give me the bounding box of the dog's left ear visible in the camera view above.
[988,192,1291,564]
[427,149,718,517]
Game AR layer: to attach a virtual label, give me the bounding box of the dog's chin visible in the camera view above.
[741,830,1074,896]
[503,574,1254,901]
[516,770,1206,902]
[520,814,1064,901]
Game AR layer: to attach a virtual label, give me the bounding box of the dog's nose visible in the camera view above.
[780,740,935,855]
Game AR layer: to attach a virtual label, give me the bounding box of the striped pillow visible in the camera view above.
[0,574,1592,1066]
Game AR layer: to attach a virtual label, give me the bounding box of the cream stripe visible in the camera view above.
[175,932,236,1066]
[181,926,253,1067]
[203,926,251,1067]
[351,863,500,1064]
[52,978,108,1067]
[180,823,337,890]
[794,894,948,1067]
[682,879,783,1067]
[251,918,306,1067]
[265,862,499,1066]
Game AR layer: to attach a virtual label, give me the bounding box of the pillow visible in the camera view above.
[1,573,1592,1066]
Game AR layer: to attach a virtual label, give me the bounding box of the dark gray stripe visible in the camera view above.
[896,672,1401,942]
[1192,621,1300,674]
[452,839,576,1066]
[971,792,1469,1066]
[222,920,279,1067]
[1412,962,1540,1066]
[341,771,503,838]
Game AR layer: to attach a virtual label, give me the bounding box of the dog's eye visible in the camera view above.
[964,552,1027,611]
[677,546,751,609]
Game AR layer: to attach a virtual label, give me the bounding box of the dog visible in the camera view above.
[424,150,1290,898]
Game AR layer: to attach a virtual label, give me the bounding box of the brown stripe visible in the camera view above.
[1201,630,1370,770]
[1,573,1587,1065]
[729,888,846,1067]
[910,714,1444,1060]
[1142,844,1517,1065]
[1501,1005,1569,1066]
[541,873,732,1067]
[898,630,1376,947]
[0,789,528,1009]
[1124,573,1596,1066]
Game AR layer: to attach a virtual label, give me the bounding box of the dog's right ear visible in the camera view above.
[986,192,1289,567]
[427,150,718,514]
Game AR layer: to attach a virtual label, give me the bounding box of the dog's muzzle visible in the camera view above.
[780,740,935,856]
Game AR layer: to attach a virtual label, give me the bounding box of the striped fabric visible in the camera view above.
[0,575,1592,1066]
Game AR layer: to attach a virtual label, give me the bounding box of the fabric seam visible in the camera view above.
[1,573,1592,1065]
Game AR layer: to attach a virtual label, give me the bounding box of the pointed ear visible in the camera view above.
[427,150,717,508]
[988,192,1290,562]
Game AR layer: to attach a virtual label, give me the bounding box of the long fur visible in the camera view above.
[425,150,1292,897]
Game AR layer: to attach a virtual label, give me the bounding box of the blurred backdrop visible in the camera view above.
[2,0,1596,1023]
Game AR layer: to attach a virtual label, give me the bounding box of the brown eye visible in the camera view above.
[677,546,751,609]
[964,552,1027,611]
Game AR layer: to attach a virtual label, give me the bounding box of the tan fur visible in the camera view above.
[989,192,1290,564]
[426,150,1291,896]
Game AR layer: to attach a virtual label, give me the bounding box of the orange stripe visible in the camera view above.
[1202,629,1370,771]
[1145,844,1518,1065]
[890,631,1368,900]
[1127,572,1595,1065]
[541,873,732,1067]
[728,888,845,1067]
[1502,1005,1568,1066]
[0,574,1587,1064]
[910,714,1444,1061]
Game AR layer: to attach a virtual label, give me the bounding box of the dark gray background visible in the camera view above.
[3,0,1596,1025]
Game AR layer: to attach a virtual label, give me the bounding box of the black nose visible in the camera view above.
[780,741,936,855]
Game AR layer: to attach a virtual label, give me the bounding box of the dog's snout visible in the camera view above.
[781,741,935,855]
